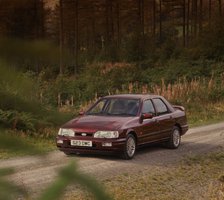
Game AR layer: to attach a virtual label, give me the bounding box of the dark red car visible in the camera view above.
[56,94,188,159]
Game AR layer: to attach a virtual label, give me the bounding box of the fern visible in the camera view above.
[0,109,36,131]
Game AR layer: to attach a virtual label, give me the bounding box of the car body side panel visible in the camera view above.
[171,109,188,133]
[135,118,160,145]
[155,114,175,139]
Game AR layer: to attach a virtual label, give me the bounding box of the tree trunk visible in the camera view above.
[218,0,222,18]
[106,0,109,44]
[110,0,114,41]
[59,0,64,75]
[141,0,145,36]
[198,0,203,35]
[152,0,156,38]
[91,2,96,53]
[74,0,79,74]
[105,0,113,45]
[159,0,162,41]
[186,0,190,46]
[209,0,212,27]
[39,0,45,38]
[116,0,120,48]
[183,0,186,46]
[192,0,198,37]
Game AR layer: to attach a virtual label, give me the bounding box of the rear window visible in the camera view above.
[153,98,169,115]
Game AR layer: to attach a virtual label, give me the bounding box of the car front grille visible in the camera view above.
[75,132,93,137]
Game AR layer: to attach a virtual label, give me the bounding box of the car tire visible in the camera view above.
[122,134,136,160]
[166,126,181,149]
[64,151,72,156]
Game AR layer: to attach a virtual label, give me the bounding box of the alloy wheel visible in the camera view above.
[173,129,180,147]
[126,136,136,158]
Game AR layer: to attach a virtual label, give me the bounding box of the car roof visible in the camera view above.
[103,94,161,100]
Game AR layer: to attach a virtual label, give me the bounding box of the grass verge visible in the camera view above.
[66,151,224,200]
[0,130,56,159]
[187,102,224,127]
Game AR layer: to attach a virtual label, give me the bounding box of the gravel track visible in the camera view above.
[1,122,224,197]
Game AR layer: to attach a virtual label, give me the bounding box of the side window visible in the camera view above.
[153,98,169,115]
[142,100,155,114]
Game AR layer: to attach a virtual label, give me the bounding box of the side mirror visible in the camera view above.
[139,113,154,123]
[79,111,85,116]
[142,113,154,120]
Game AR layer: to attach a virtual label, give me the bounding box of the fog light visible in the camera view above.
[57,140,63,144]
[102,142,112,147]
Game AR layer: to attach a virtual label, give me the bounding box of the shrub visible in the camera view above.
[0,109,36,131]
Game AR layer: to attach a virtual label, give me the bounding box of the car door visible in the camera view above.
[137,99,160,144]
[152,98,175,139]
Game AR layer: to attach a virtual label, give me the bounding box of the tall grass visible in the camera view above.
[78,74,224,126]
[117,74,224,102]
[80,74,224,103]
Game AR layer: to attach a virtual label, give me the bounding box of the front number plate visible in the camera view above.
[71,140,92,147]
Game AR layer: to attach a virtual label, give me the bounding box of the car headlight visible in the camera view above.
[94,131,119,138]
[58,128,75,137]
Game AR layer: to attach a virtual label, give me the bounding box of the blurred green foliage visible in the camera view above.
[0,53,112,199]
[39,162,111,200]
[0,60,72,132]
[0,40,114,200]
[0,37,70,73]
[0,129,112,200]
[0,129,39,199]
[0,167,27,200]
[0,129,43,156]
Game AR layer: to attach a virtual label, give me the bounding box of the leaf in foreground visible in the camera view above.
[39,161,112,200]
[0,130,43,155]
[0,168,27,200]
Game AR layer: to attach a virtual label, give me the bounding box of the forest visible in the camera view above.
[0,1,224,199]
[0,0,224,132]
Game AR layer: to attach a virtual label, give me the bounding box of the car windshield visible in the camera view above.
[86,98,140,116]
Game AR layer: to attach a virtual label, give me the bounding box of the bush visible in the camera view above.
[0,109,36,131]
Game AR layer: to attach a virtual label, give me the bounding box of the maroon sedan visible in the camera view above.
[56,94,188,159]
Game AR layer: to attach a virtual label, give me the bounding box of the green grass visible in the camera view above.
[66,151,224,200]
[0,131,56,159]
[187,102,224,127]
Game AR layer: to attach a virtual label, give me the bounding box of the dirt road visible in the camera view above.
[1,122,224,197]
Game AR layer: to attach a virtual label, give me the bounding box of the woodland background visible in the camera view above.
[0,0,224,132]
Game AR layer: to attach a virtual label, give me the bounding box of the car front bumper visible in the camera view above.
[56,136,126,155]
